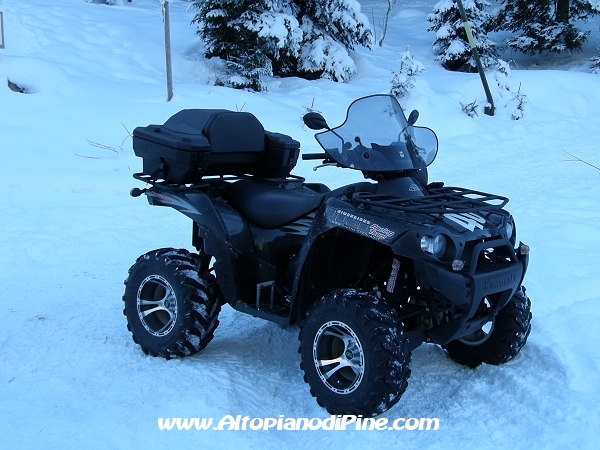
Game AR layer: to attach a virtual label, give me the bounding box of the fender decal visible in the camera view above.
[325,207,396,242]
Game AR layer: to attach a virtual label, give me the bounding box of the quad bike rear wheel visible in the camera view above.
[123,248,221,359]
[299,289,411,416]
[443,286,532,368]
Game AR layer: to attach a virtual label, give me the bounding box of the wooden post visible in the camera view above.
[163,1,173,101]
[456,0,494,116]
[0,11,5,50]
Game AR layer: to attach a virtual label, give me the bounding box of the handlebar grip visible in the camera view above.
[302,153,328,160]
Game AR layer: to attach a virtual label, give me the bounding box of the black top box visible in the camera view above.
[133,109,300,184]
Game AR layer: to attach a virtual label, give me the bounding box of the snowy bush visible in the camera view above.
[509,85,527,120]
[492,58,514,98]
[390,47,425,99]
[492,60,528,119]
[427,0,498,72]
[494,0,600,54]
[222,55,273,92]
[192,0,373,90]
[455,59,528,120]
[572,0,600,17]
[460,99,479,117]
[298,34,358,82]
[591,55,600,74]
[506,21,588,55]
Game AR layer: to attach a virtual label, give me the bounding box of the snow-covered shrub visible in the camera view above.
[571,0,600,18]
[506,21,588,55]
[460,99,479,117]
[192,1,300,90]
[298,33,358,82]
[509,84,527,120]
[493,60,528,119]
[192,0,373,90]
[427,0,498,72]
[591,55,600,74]
[494,0,600,54]
[390,47,425,99]
[494,59,511,89]
[303,0,373,49]
[222,55,273,92]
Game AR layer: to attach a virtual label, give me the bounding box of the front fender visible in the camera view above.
[289,198,399,323]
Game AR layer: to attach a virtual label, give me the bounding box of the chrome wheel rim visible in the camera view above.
[459,318,495,346]
[313,321,364,394]
[137,275,178,337]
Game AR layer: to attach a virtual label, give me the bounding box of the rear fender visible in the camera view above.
[145,188,254,305]
[146,189,228,254]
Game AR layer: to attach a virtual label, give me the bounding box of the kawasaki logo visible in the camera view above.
[445,213,486,232]
[484,273,516,293]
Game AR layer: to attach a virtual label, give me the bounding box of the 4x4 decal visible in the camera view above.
[445,212,486,232]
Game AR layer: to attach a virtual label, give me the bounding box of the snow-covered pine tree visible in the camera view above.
[300,0,372,49]
[494,0,600,54]
[298,0,373,81]
[192,0,302,90]
[427,0,498,72]
[191,0,373,90]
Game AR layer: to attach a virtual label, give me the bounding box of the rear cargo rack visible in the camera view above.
[133,173,211,191]
[133,172,306,192]
[353,186,508,214]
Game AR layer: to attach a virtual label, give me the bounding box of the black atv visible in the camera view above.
[123,94,532,416]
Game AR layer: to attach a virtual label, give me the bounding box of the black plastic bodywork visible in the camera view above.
[140,174,528,348]
[132,98,529,350]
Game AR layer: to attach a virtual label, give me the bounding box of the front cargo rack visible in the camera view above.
[353,186,508,214]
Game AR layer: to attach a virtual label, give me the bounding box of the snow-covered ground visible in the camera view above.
[1,0,599,448]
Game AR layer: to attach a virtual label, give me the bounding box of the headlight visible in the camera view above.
[420,234,447,258]
[505,221,514,239]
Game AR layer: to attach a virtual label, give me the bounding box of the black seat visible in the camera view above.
[223,180,325,229]
[222,180,377,229]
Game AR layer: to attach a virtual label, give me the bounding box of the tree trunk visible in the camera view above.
[379,0,397,46]
[556,0,570,23]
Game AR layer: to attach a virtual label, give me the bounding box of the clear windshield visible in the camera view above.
[315,95,438,172]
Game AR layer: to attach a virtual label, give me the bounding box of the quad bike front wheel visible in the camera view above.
[123,248,221,359]
[443,286,532,368]
[299,289,411,416]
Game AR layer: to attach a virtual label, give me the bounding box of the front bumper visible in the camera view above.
[420,240,529,345]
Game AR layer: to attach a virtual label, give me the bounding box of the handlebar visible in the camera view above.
[302,152,328,161]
